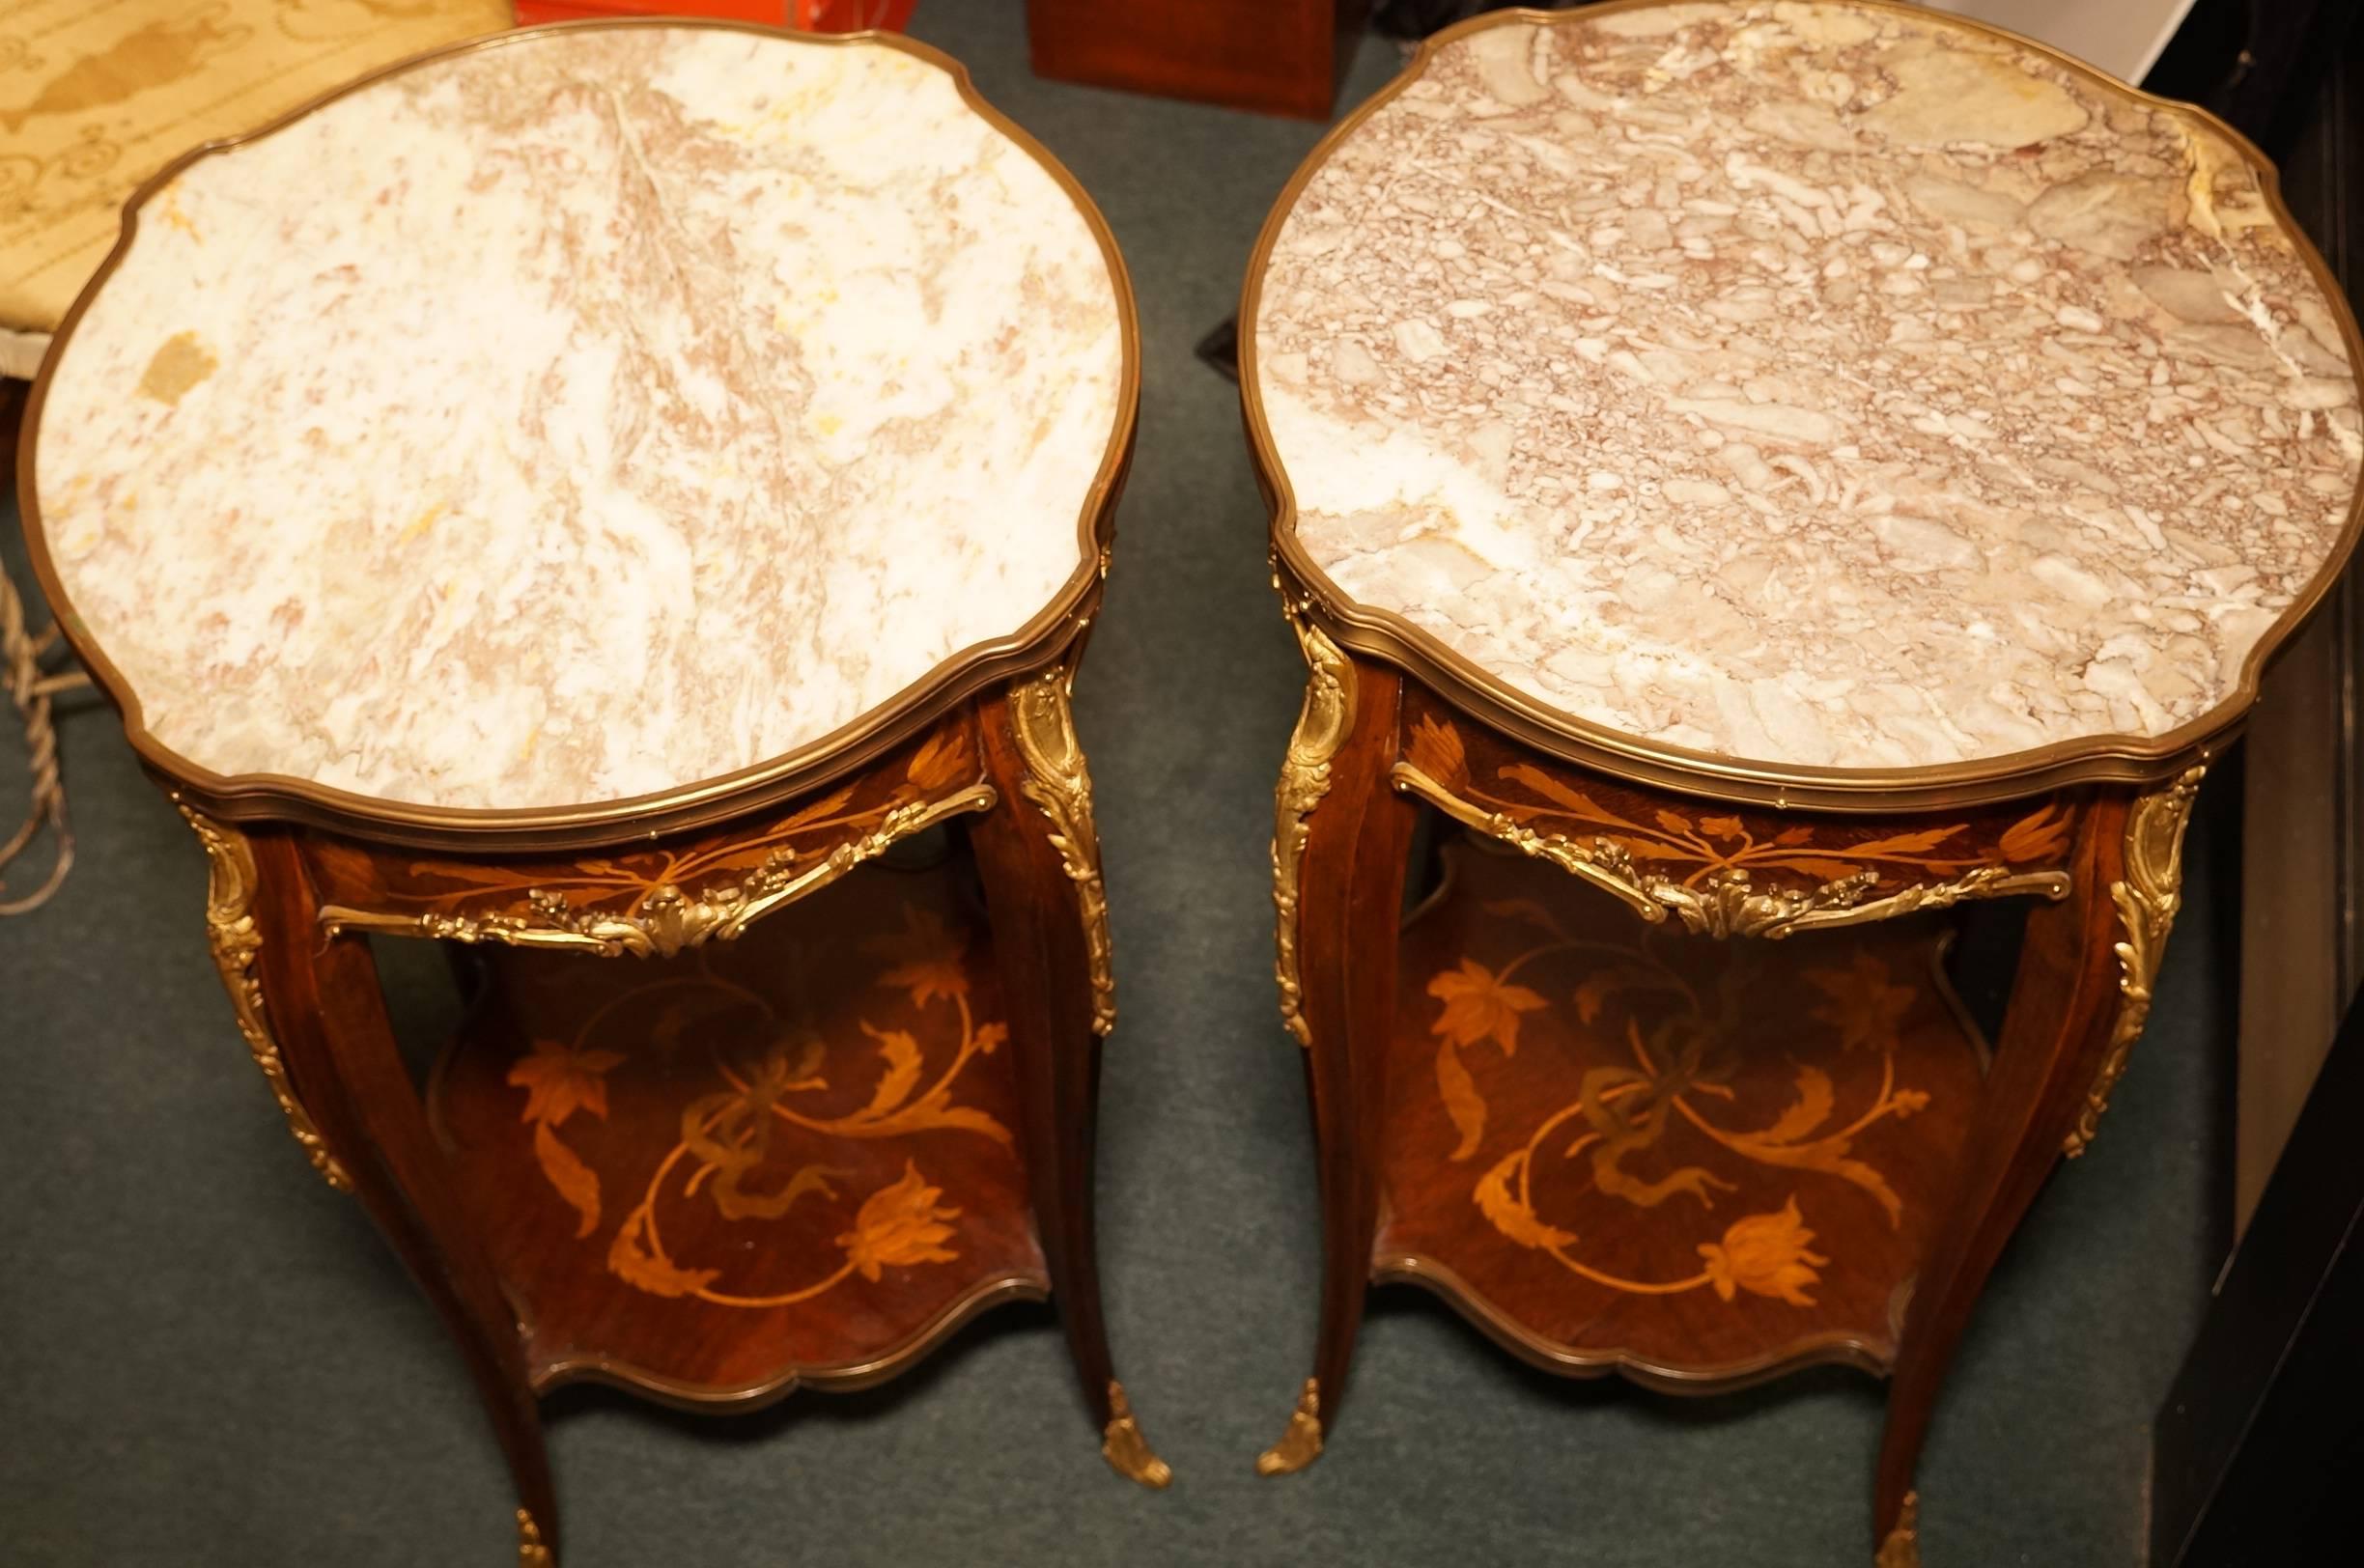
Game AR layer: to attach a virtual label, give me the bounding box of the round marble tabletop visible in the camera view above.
[25,24,1129,814]
[1251,0,2364,777]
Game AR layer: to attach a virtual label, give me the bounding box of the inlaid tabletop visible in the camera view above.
[1252,0,2363,772]
[29,25,1126,812]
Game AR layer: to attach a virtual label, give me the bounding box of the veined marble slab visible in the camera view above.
[34,27,1124,810]
[1255,0,2362,771]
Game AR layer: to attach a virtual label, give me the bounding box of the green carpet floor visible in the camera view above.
[0,5,2236,1564]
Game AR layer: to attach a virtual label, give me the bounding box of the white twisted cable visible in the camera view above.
[1,559,84,915]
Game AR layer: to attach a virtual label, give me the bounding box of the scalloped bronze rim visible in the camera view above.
[525,1272,1055,1413]
[14,17,1140,853]
[1373,1250,1895,1392]
[1244,0,2364,815]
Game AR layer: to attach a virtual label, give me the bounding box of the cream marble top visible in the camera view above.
[33,27,1125,811]
[1254,0,2363,771]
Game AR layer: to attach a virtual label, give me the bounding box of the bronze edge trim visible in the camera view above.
[1239,0,2364,815]
[1393,760,2071,936]
[318,784,996,955]
[16,17,1141,854]
[1375,1251,1897,1392]
[527,1272,1052,1412]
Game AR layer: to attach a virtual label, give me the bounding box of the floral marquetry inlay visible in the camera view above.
[1393,708,2071,939]
[315,729,991,958]
[516,902,1009,1310]
[431,854,1043,1394]
[1377,838,1986,1381]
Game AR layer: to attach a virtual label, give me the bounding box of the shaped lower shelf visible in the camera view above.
[429,855,1045,1406]
[1376,838,1987,1390]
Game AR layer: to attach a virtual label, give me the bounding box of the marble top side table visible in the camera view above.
[19,20,1160,1561]
[1244,1,2364,1560]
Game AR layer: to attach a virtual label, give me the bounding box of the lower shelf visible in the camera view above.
[429,854,1045,1406]
[1376,838,1987,1389]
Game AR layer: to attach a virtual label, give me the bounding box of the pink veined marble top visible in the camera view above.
[1253,0,2364,773]
[32,26,1126,812]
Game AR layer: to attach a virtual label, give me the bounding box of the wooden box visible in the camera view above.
[1027,0,1369,121]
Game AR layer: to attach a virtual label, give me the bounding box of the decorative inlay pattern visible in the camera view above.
[1438,885,1930,1300]
[1255,2,2362,770]
[1393,710,2070,938]
[1008,670,1117,1036]
[432,851,1045,1397]
[35,26,1125,810]
[179,800,350,1191]
[316,731,990,957]
[2065,762,2203,1157]
[502,899,1008,1311]
[1377,837,1984,1381]
[1273,597,1356,1046]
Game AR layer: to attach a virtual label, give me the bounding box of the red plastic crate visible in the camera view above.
[511,2,916,30]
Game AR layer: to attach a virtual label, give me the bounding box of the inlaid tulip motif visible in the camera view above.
[1438,895,1930,1306]
[515,900,1007,1309]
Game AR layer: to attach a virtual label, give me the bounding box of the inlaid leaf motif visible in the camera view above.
[895,1095,1012,1145]
[1998,801,2071,863]
[1653,809,1694,835]
[1427,959,1547,1052]
[904,730,971,793]
[1498,764,1647,831]
[1476,1150,1576,1250]
[859,1024,925,1119]
[776,784,857,831]
[509,1037,624,1126]
[1437,1039,1488,1162]
[1406,714,1467,785]
[1843,826,1963,857]
[1699,815,1749,841]
[1804,951,1916,1052]
[608,1208,719,1299]
[532,1122,602,1240]
[867,906,969,1008]
[1573,972,1618,1026]
[1757,1066,1837,1147]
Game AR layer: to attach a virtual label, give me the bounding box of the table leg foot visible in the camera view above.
[1874,1492,1920,1568]
[1254,1378,1326,1476]
[518,1507,554,1567]
[1101,1380,1173,1489]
